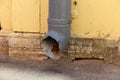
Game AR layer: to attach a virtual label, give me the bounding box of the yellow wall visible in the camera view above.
[0,0,12,31]
[12,0,40,32]
[0,0,120,40]
[40,0,48,33]
[71,0,120,40]
[12,0,48,33]
[0,0,48,33]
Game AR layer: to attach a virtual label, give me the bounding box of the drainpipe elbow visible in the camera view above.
[41,0,71,59]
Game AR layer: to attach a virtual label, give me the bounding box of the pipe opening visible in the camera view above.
[41,36,61,59]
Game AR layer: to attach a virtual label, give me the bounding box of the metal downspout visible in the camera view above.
[41,0,71,59]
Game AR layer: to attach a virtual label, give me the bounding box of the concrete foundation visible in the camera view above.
[0,31,120,62]
[63,37,120,63]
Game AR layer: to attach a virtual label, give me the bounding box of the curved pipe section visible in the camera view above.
[41,0,71,59]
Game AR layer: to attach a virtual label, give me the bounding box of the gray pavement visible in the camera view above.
[0,58,120,80]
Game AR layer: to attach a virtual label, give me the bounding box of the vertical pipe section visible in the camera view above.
[41,0,71,59]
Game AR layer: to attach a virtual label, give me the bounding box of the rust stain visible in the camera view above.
[51,42,60,56]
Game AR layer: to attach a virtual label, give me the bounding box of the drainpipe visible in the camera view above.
[41,0,71,59]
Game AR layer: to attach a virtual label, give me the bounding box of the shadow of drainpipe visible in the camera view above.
[41,0,71,59]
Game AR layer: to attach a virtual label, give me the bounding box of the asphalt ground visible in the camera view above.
[0,57,120,80]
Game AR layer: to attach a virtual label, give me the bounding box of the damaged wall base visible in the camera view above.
[0,32,120,62]
[63,37,120,63]
[0,31,48,61]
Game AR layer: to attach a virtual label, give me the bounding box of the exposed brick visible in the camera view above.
[9,37,40,49]
[0,37,8,55]
[1,31,120,61]
[9,32,41,38]
[23,33,41,38]
[0,37,8,47]
[0,31,11,37]
[9,48,45,55]
[64,37,120,61]
[8,32,47,60]
[8,32,23,38]
[9,47,47,60]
